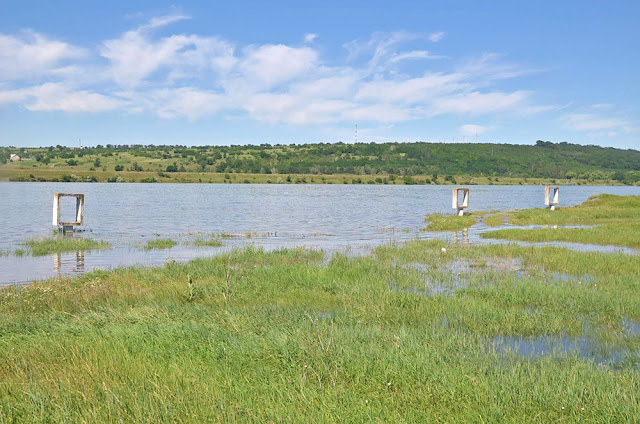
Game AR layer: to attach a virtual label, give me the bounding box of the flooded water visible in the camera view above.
[396,258,596,296]
[1,182,639,285]
[490,319,640,368]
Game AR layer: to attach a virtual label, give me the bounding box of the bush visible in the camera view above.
[403,175,417,185]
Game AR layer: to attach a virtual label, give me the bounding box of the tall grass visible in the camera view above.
[23,236,111,256]
[1,240,640,421]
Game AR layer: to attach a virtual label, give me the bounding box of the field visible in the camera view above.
[1,196,639,422]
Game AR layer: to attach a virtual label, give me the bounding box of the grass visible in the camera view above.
[2,195,640,421]
[482,223,640,248]
[1,242,640,421]
[190,235,224,247]
[22,236,111,256]
[481,195,640,248]
[1,166,587,185]
[144,238,177,250]
[482,213,508,227]
[506,194,640,226]
[423,212,477,231]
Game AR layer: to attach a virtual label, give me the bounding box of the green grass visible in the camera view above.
[1,243,640,421]
[2,196,640,421]
[144,238,177,250]
[22,237,111,256]
[482,213,507,227]
[481,195,640,247]
[507,194,640,226]
[190,237,223,247]
[423,212,477,231]
[481,223,640,248]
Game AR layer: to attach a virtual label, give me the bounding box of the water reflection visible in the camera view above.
[450,227,470,245]
[53,251,85,274]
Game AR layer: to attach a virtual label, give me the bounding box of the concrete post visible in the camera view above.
[544,186,559,210]
[452,188,470,216]
[53,193,85,231]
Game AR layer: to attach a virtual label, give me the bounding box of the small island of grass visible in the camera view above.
[23,237,111,256]
[423,212,477,231]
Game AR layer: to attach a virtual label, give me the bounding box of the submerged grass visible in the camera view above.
[22,237,111,256]
[144,238,177,250]
[190,237,223,247]
[2,196,640,421]
[423,212,477,231]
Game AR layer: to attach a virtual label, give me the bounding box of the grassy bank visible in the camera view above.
[0,166,598,186]
[481,194,640,248]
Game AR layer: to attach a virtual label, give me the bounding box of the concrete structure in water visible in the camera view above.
[452,188,469,216]
[52,193,84,232]
[545,186,559,210]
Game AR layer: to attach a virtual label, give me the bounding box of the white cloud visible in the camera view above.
[0,18,553,125]
[133,87,223,120]
[355,73,467,104]
[432,91,531,115]
[562,113,628,131]
[237,44,318,88]
[142,14,190,31]
[344,31,421,70]
[304,33,318,43]
[0,31,86,80]
[100,19,236,87]
[389,50,441,63]
[1,83,124,112]
[428,31,445,42]
[459,124,492,136]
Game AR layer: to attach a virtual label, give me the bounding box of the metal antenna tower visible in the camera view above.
[355,124,358,144]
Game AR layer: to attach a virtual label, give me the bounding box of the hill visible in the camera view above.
[1,140,639,184]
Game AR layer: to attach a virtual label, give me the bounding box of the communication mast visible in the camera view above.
[355,124,358,144]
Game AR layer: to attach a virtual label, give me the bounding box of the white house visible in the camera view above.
[9,154,21,162]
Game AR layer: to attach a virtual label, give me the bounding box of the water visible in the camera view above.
[490,319,640,368]
[1,182,639,285]
[395,258,595,296]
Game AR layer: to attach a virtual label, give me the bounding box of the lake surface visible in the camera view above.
[1,182,639,285]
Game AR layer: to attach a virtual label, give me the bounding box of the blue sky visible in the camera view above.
[1,0,638,149]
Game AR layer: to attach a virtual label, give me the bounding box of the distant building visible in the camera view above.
[9,154,21,162]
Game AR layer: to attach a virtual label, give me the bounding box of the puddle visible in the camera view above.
[622,318,640,337]
[490,320,640,368]
[394,257,595,296]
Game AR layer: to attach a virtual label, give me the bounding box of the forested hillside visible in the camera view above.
[2,140,639,184]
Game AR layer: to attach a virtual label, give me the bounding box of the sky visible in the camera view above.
[0,0,638,149]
